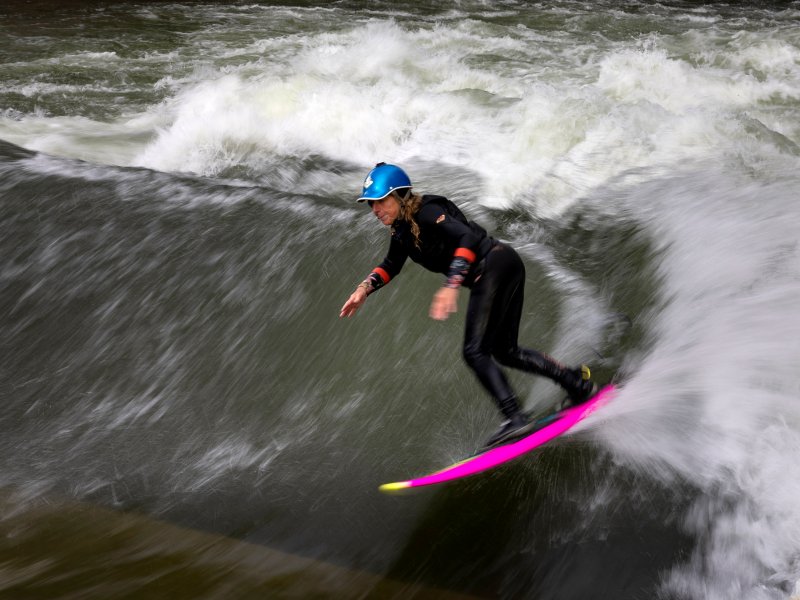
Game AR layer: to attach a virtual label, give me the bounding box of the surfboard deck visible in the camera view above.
[379,384,615,494]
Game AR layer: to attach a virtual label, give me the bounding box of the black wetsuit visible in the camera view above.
[363,195,575,419]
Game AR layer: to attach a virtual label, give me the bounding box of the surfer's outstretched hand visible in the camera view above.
[430,286,458,321]
[340,286,367,318]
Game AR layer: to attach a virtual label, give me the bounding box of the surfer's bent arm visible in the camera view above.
[417,204,481,320]
[339,238,407,318]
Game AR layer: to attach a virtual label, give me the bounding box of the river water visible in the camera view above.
[2,1,800,598]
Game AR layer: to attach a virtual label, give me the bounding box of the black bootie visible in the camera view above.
[485,397,535,449]
[560,365,597,407]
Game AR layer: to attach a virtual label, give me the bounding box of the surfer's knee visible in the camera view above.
[462,340,486,369]
[492,346,520,369]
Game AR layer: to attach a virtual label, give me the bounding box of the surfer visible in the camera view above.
[340,163,597,447]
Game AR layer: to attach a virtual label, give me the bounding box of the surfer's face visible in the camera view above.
[368,194,401,226]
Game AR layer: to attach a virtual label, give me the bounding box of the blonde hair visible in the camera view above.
[395,190,423,249]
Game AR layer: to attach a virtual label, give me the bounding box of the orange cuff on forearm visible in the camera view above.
[454,247,476,263]
[373,267,391,284]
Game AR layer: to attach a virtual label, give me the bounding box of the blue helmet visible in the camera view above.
[357,163,412,203]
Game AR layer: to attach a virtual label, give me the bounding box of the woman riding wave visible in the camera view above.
[340,163,597,448]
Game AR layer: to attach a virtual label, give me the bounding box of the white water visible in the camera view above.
[2,7,799,210]
[3,3,800,598]
[593,172,800,599]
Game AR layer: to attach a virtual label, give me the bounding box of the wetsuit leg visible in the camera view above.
[462,243,525,418]
[462,243,575,416]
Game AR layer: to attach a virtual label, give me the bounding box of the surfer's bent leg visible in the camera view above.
[465,243,595,405]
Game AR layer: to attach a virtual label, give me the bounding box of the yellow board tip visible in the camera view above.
[378,481,412,494]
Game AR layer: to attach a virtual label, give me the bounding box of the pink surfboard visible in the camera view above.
[379,384,615,493]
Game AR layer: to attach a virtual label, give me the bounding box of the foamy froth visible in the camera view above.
[0,9,794,214]
[131,19,800,212]
[134,21,800,212]
[596,172,800,599]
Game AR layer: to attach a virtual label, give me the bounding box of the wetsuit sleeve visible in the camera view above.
[360,235,408,295]
[416,203,480,289]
